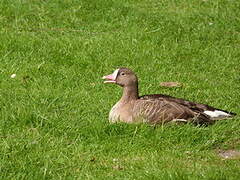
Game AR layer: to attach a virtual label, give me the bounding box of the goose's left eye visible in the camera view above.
[120,72,125,76]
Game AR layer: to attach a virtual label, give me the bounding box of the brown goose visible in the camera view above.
[102,68,236,125]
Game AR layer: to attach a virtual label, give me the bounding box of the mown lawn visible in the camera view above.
[0,0,240,179]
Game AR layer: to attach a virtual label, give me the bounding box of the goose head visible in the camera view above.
[102,68,138,87]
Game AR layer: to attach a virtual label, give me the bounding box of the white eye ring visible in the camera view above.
[120,72,125,76]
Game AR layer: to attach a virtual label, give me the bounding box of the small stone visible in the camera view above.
[10,74,16,78]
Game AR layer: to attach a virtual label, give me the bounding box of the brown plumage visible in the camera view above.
[102,68,236,125]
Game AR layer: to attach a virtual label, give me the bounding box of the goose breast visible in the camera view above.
[109,101,134,123]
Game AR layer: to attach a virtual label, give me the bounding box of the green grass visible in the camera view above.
[0,0,240,179]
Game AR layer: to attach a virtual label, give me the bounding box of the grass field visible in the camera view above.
[0,0,240,179]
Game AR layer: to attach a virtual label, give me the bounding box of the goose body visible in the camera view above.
[103,68,236,125]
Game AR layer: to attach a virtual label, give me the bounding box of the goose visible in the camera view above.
[102,68,236,125]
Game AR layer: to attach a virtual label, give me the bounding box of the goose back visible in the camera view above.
[133,98,212,125]
[140,94,236,116]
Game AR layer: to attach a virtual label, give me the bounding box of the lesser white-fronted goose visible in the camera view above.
[102,68,236,125]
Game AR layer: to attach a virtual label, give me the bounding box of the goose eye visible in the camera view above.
[120,72,126,76]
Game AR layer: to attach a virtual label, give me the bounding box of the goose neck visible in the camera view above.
[121,84,139,102]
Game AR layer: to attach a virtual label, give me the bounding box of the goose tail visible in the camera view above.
[204,109,236,120]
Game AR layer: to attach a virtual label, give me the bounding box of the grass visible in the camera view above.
[0,0,240,179]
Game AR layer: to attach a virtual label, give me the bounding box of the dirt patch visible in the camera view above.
[160,82,182,87]
[217,149,240,159]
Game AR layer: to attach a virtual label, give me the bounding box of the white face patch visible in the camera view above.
[204,110,231,118]
[112,68,119,80]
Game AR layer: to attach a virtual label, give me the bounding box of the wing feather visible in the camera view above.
[133,98,205,124]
